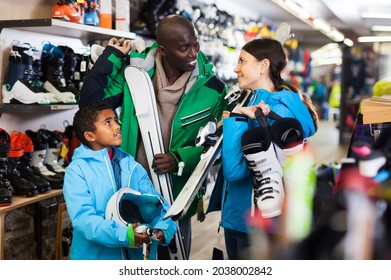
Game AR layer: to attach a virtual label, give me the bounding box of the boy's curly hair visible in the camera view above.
[73,101,115,147]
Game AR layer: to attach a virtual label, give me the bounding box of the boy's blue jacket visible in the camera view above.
[221,88,316,233]
[63,144,176,260]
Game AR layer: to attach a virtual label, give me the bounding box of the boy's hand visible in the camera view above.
[108,37,132,55]
[132,223,151,247]
[152,229,166,245]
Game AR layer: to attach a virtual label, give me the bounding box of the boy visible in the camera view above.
[63,102,176,260]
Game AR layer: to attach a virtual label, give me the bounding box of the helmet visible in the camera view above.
[105,187,164,228]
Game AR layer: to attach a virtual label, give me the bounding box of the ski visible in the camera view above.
[164,87,252,221]
[124,65,187,260]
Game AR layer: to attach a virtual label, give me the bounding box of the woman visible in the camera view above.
[220,38,318,259]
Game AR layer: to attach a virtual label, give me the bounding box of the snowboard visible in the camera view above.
[164,87,252,221]
[124,65,187,260]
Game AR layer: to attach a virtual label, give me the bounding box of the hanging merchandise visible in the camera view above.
[99,0,112,29]
[52,0,82,23]
[84,0,100,26]
[115,0,130,32]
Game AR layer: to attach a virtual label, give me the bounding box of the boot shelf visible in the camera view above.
[0,104,78,115]
[0,18,136,41]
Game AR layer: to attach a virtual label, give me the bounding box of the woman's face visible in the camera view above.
[234,50,263,91]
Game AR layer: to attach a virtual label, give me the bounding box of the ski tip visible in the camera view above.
[163,210,184,221]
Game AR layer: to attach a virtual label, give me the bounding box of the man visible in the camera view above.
[79,14,227,258]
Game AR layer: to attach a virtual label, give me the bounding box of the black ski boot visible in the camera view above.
[2,44,51,105]
[39,128,66,174]
[7,150,37,197]
[9,130,52,193]
[20,152,51,193]
[58,45,80,100]
[25,129,64,189]
[0,129,13,206]
[41,43,77,104]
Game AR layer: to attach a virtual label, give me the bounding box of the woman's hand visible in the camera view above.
[237,101,270,119]
[108,37,132,55]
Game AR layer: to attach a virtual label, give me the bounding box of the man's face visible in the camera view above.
[160,28,200,73]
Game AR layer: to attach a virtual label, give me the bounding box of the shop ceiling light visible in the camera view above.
[312,18,332,33]
[343,38,354,47]
[270,0,348,45]
[330,29,345,42]
[371,25,391,32]
[358,36,391,42]
[361,13,391,19]
[283,0,311,19]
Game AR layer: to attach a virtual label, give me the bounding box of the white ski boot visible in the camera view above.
[270,117,305,165]
[241,126,284,218]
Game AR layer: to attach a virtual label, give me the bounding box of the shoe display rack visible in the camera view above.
[0,18,136,259]
[0,18,136,119]
[0,189,63,260]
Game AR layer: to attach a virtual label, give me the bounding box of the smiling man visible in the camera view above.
[79,14,227,259]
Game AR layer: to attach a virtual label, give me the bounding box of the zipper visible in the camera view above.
[168,75,200,149]
[103,156,116,194]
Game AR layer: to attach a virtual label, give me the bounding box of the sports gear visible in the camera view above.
[105,186,163,256]
[0,129,13,206]
[164,87,252,221]
[241,124,284,218]
[2,44,53,105]
[52,0,81,23]
[124,65,187,260]
[41,43,77,104]
[269,115,305,165]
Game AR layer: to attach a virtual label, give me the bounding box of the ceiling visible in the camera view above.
[214,0,391,47]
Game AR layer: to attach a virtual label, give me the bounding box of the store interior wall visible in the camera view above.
[0,0,56,20]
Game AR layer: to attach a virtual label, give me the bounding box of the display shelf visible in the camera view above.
[0,18,136,40]
[0,189,63,260]
[0,103,78,114]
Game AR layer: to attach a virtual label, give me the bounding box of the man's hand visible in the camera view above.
[152,153,178,174]
[108,37,132,55]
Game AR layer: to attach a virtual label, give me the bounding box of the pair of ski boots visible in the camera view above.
[52,0,82,23]
[241,109,305,218]
[25,129,67,189]
[2,42,79,105]
[0,128,51,201]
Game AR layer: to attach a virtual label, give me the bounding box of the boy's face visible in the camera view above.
[86,108,122,150]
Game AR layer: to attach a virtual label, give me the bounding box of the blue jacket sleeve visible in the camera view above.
[63,164,129,248]
[222,114,252,181]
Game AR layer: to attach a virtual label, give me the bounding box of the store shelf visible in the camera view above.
[0,103,78,114]
[0,18,136,40]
